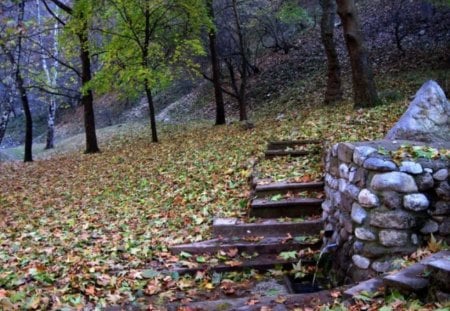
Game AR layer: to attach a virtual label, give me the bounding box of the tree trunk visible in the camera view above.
[145,83,158,143]
[79,31,100,154]
[45,99,56,149]
[231,0,248,121]
[207,0,226,125]
[320,0,342,104]
[0,103,11,146]
[336,0,379,108]
[16,70,33,162]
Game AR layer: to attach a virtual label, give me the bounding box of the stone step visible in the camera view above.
[383,250,450,292]
[250,198,324,218]
[267,139,322,150]
[169,236,321,255]
[254,181,324,194]
[168,288,338,311]
[343,278,383,299]
[171,254,315,276]
[212,218,323,238]
[265,149,313,159]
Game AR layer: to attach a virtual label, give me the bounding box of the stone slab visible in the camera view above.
[383,251,450,292]
[343,278,383,299]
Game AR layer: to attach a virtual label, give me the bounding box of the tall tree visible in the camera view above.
[207,0,226,125]
[93,0,208,142]
[36,0,59,149]
[45,0,100,153]
[336,0,379,108]
[320,0,342,104]
[0,0,33,162]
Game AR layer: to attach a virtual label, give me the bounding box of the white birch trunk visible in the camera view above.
[37,0,59,149]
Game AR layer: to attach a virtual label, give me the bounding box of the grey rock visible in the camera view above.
[340,213,353,233]
[332,143,339,157]
[322,199,332,213]
[420,220,439,234]
[430,201,450,216]
[352,255,371,269]
[424,168,433,173]
[353,240,364,253]
[403,193,430,211]
[379,230,409,247]
[362,244,417,258]
[349,167,367,187]
[363,157,397,172]
[339,163,350,179]
[433,169,449,181]
[338,143,355,163]
[385,80,450,143]
[371,172,418,193]
[329,156,339,176]
[436,181,450,200]
[325,174,339,190]
[411,233,419,245]
[351,203,368,224]
[370,211,416,229]
[415,172,434,191]
[400,161,423,174]
[339,178,348,192]
[358,189,380,208]
[345,184,361,200]
[355,228,377,241]
[439,218,450,235]
[353,146,377,166]
[381,191,403,209]
[340,228,350,242]
[372,260,394,273]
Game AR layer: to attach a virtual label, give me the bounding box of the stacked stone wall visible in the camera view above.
[322,140,450,281]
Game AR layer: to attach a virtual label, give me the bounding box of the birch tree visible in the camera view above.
[36,0,59,149]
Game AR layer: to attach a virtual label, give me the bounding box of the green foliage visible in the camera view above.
[276,0,311,25]
[90,0,209,98]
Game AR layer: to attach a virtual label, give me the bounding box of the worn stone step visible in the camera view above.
[343,278,383,299]
[168,288,339,311]
[169,236,321,255]
[267,139,322,150]
[383,250,450,292]
[250,198,323,218]
[212,217,323,238]
[171,254,315,276]
[265,149,314,159]
[254,181,324,194]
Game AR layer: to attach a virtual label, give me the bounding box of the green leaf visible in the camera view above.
[196,256,206,263]
[278,251,297,260]
[179,251,192,259]
[271,194,283,201]
[141,269,159,279]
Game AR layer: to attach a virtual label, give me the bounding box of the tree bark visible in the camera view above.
[0,102,12,146]
[336,0,379,108]
[231,0,248,121]
[207,0,226,125]
[320,0,342,104]
[145,84,158,143]
[45,99,56,149]
[79,31,100,153]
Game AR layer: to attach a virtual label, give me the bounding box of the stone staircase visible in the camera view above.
[169,140,325,275]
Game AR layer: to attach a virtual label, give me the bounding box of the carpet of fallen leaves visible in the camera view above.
[0,98,427,310]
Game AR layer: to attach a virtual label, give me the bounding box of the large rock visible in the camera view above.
[385,80,450,143]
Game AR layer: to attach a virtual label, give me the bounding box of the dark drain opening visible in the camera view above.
[284,275,323,294]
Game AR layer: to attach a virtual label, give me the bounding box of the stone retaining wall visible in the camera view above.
[322,140,450,282]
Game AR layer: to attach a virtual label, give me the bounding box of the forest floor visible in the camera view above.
[1,66,450,309]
